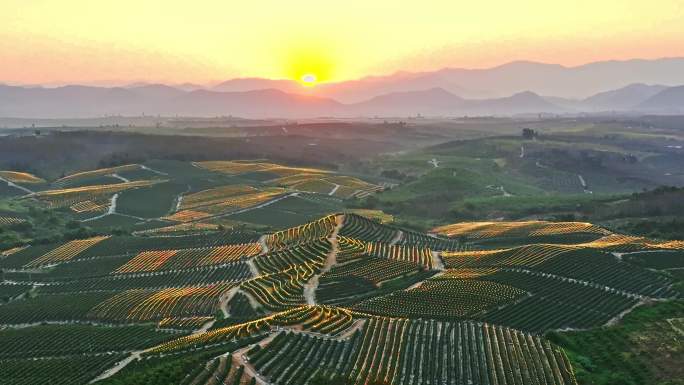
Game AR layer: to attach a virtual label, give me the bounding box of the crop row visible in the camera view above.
[265,214,337,249]
[364,241,433,268]
[147,305,348,354]
[87,283,236,322]
[444,245,675,297]
[0,324,178,358]
[38,262,251,293]
[339,213,398,243]
[247,316,577,385]
[321,257,422,285]
[114,242,262,273]
[241,263,317,310]
[0,354,125,385]
[253,238,330,274]
[353,278,526,319]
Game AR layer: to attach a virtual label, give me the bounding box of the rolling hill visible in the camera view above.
[0,160,682,385]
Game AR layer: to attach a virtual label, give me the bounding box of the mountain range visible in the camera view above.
[2,58,684,118]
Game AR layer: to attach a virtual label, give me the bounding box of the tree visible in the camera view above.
[522,127,537,139]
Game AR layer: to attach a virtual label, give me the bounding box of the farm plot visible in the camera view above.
[269,173,383,198]
[0,216,26,226]
[23,236,109,267]
[0,292,115,324]
[339,213,398,243]
[0,171,46,184]
[265,214,337,249]
[353,272,526,319]
[398,229,464,251]
[253,238,330,274]
[147,305,351,354]
[179,184,259,210]
[0,283,32,302]
[241,263,318,311]
[0,324,178,359]
[115,181,187,218]
[53,164,144,187]
[478,269,639,331]
[113,242,261,273]
[245,315,577,385]
[443,244,676,297]
[31,180,161,211]
[432,220,611,243]
[87,283,237,322]
[365,241,433,269]
[320,257,423,286]
[0,354,125,385]
[195,160,330,178]
[38,262,251,293]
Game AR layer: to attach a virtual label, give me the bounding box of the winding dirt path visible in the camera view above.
[303,214,344,305]
[430,250,445,270]
[231,333,280,385]
[389,230,403,246]
[257,235,269,255]
[82,193,119,222]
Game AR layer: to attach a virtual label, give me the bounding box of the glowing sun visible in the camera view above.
[301,73,317,87]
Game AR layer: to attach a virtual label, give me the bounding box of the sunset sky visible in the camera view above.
[2,0,683,86]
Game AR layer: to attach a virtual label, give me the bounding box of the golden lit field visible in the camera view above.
[346,209,394,224]
[432,221,611,239]
[114,243,262,273]
[33,180,161,209]
[0,216,26,226]
[198,243,262,265]
[24,236,110,267]
[114,250,179,273]
[184,188,285,213]
[69,200,107,213]
[162,210,212,222]
[577,234,684,251]
[179,185,258,210]
[0,171,45,184]
[195,160,330,177]
[133,222,220,235]
[0,246,27,257]
[440,268,501,279]
[54,164,141,185]
[269,173,382,197]
[87,283,236,322]
[165,188,285,222]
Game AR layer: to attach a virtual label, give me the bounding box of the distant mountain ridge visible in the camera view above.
[1,58,684,118]
[213,57,684,102]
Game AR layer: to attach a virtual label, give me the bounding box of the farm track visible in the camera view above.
[231,333,279,385]
[109,174,130,183]
[81,193,119,222]
[182,193,300,225]
[139,165,168,176]
[303,214,344,305]
[0,176,35,195]
[257,235,269,255]
[430,250,445,270]
[389,230,403,246]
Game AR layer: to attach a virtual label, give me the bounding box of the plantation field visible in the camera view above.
[0,159,682,385]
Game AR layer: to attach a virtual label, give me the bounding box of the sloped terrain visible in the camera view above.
[0,162,682,385]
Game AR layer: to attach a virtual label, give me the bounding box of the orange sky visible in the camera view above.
[1,0,683,86]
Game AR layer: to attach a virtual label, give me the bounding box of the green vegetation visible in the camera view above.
[549,301,684,385]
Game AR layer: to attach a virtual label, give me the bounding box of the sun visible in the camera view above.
[300,73,317,87]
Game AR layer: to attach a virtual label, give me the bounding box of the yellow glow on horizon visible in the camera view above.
[0,0,683,85]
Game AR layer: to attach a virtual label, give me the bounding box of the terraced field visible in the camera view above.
[0,161,681,385]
